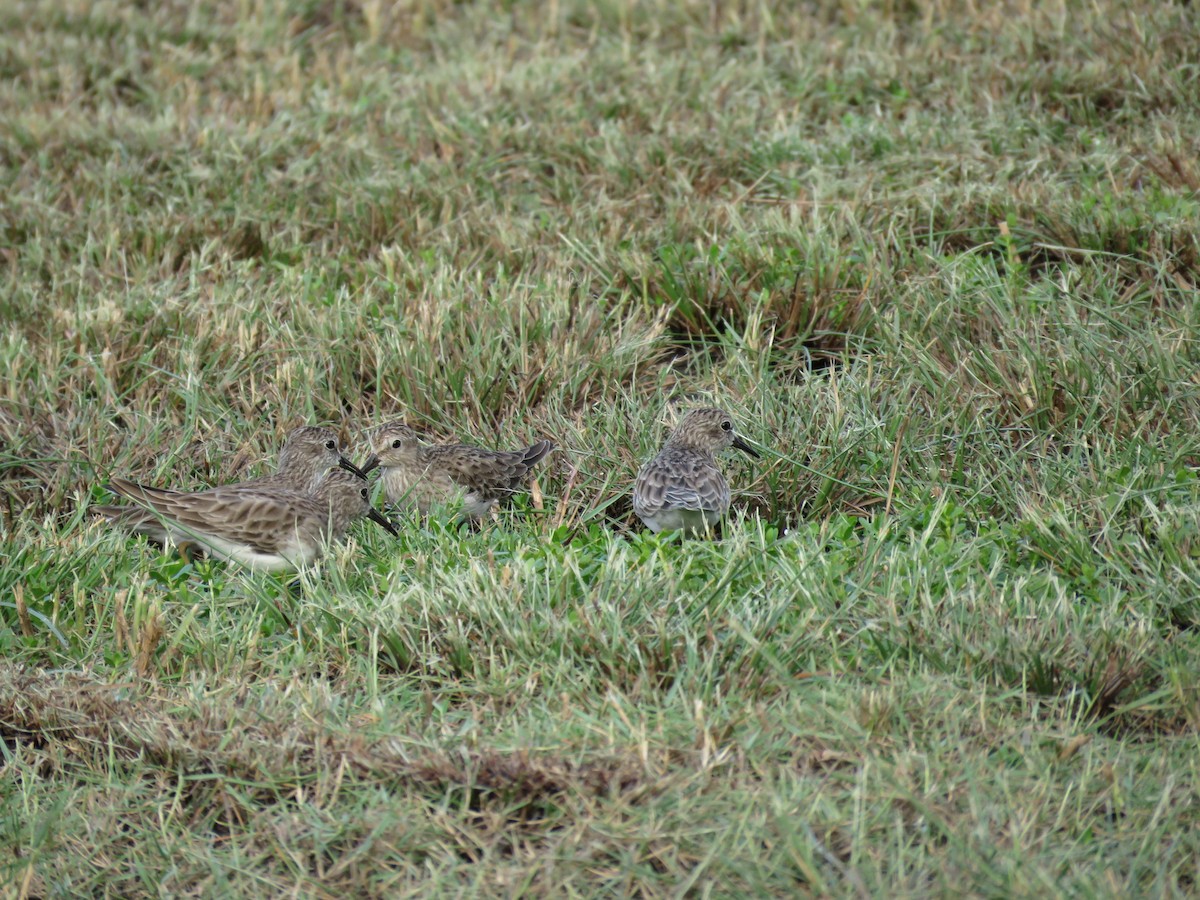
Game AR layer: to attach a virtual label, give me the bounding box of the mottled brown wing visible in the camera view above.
[107,479,313,554]
[633,451,729,516]
[431,441,551,495]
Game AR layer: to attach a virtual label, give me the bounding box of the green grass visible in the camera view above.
[2,0,1199,895]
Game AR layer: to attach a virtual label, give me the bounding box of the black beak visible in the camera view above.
[367,506,400,536]
[338,456,368,479]
[359,454,381,476]
[732,435,760,458]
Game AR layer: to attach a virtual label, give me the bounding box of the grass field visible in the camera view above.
[2,0,1199,895]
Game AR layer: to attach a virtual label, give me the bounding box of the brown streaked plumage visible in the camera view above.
[631,407,759,536]
[93,426,364,546]
[106,466,397,573]
[361,422,553,521]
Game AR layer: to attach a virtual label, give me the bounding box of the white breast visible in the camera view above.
[638,507,722,535]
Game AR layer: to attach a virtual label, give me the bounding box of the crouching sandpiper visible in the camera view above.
[106,466,397,572]
[93,425,365,547]
[362,421,553,523]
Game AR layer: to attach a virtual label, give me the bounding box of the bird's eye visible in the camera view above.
[392,439,402,449]
[325,440,337,450]
[360,488,368,499]
[721,420,732,431]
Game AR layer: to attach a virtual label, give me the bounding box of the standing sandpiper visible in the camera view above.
[632,407,759,536]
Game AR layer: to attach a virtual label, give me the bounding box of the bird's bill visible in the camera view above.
[367,507,400,536]
[358,454,381,476]
[340,458,367,480]
[732,435,760,458]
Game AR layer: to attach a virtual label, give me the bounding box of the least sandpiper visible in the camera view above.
[361,421,553,521]
[106,466,397,572]
[632,407,759,536]
[94,425,364,545]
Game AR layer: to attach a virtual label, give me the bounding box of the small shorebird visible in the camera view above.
[362,421,552,522]
[632,407,759,536]
[93,425,365,545]
[106,466,397,572]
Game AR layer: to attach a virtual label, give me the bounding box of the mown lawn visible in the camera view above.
[1,0,1198,895]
